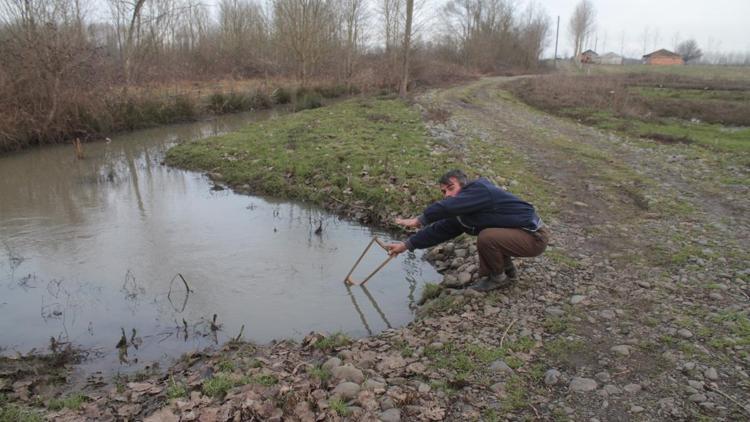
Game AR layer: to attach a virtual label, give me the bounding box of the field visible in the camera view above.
[506,68,750,153]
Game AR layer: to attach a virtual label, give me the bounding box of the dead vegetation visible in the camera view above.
[506,73,750,126]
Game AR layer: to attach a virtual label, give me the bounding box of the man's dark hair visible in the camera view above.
[439,169,468,187]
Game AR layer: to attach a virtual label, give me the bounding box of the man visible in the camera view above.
[386,169,548,292]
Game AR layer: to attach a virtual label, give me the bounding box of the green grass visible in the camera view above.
[0,396,43,422]
[166,98,451,224]
[166,377,188,399]
[47,393,87,411]
[328,397,350,416]
[583,64,750,81]
[308,365,332,383]
[202,373,251,398]
[419,283,442,303]
[313,332,352,352]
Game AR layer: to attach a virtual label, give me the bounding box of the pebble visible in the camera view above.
[630,405,645,413]
[331,365,365,384]
[544,369,561,385]
[322,357,342,371]
[610,345,631,356]
[624,383,642,394]
[688,380,704,390]
[332,382,360,400]
[704,367,719,380]
[458,272,472,285]
[600,310,616,320]
[545,307,565,317]
[489,360,513,374]
[709,292,723,300]
[636,280,651,288]
[362,379,386,392]
[689,393,707,402]
[569,377,598,392]
[603,384,621,395]
[677,329,693,339]
[379,408,401,422]
[570,295,586,305]
[595,372,611,382]
[490,382,504,393]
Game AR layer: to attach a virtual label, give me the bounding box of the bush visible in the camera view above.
[294,92,323,111]
[272,87,292,104]
[250,91,273,109]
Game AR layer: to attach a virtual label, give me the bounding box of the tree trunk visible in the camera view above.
[399,0,414,98]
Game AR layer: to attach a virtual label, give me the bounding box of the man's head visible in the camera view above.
[438,169,468,198]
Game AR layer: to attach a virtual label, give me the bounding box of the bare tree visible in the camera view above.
[398,0,413,97]
[568,0,594,58]
[337,0,366,87]
[676,39,702,63]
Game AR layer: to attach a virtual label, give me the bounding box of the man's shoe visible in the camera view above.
[504,259,518,280]
[470,273,513,292]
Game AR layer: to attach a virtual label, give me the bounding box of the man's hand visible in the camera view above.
[386,242,408,257]
[394,217,421,229]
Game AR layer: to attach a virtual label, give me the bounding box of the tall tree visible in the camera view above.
[568,0,594,58]
[676,39,702,63]
[399,0,413,97]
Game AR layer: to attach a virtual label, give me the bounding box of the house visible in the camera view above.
[595,52,623,65]
[578,49,598,63]
[642,49,684,65]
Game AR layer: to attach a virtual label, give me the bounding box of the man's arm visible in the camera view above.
[387,218,464,256]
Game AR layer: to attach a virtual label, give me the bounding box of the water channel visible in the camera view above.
[0,110,440,375]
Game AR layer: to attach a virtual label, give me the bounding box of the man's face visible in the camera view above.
[440,177,462,198]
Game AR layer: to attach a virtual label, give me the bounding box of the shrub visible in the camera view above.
[272,87,292,104]
[295,93,323,111]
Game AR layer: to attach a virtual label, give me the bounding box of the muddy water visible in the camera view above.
[0,112,440,375]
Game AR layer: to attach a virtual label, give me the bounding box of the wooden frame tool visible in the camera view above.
[344,236,394,285]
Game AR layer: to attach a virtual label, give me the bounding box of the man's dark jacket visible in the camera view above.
[405,178,542,250]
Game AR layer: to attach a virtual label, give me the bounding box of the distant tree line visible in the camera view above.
[0,0,552,149]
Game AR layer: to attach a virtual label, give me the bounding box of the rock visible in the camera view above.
[599,310,616,320]
[458,272,472,285]
[709,292,723,300]
[331,364,365,384]
[144,408,179,422]
[363,379,386,392]
[489,360,513,374]
[379,408,401,422]
[704,367,719,381]
[610,345,631,356]
[630,406,645,413]
[322,357,342,371]
[573,201,589,207]
[595,372,611,382]
[332,382,361,400]
[689,393,707,402]
[636,280,651,289]
[570,295,585,305]
[544,369,561,385]
[489,382,504,393]
[603,384,621,395]
[624,383,642,394]
[688,380,704,390]
[569,377,597,392]
[677,329,693,339]
[441,275,461,288]
[545,307,565,317]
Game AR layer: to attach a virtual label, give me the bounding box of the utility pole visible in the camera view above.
[554,15,560,67]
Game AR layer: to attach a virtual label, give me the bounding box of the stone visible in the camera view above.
[630,406,645,413]
[442,275,461,288]
[331,364,365,384]
[595,372,611,382]
[322,357,342,371]
[688,380,704,390]
[610,345,631,356]
[144,408,179,422]
[635,280,651,288]
[624,384,642,394]
[603,384,621,395]
[704,367,719,380]
[332,382,361,400]
[689,393,707,402]
[544,369,561,386]
[489,360,513,374]
[379,408,401,422]
[599,310,616,320]
[677,329,693,339]
[363,379,386,392]
[570,295,585,305]
[545,307,565,317]
[569,377,597,392]
[458,272,472,285]
[489,382,504,393]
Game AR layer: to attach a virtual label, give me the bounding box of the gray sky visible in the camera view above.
[540,0,750,58]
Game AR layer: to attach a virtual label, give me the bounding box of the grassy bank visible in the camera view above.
[505,74,750,154]
[167,97,450,225]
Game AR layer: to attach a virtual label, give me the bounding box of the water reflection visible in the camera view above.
[0,111,441,375]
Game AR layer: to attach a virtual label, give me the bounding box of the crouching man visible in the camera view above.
[386,169,548,292]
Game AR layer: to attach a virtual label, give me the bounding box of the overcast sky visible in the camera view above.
[539,0,750,58]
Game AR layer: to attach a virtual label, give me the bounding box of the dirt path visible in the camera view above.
[417,77,750,420]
